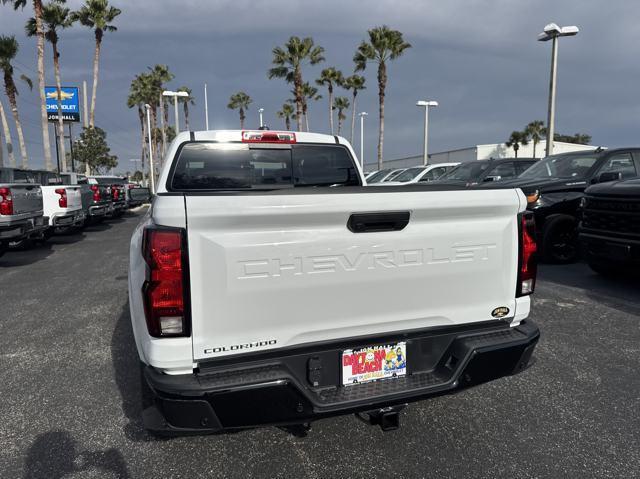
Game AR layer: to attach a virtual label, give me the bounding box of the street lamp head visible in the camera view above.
[162,90,176,96]
[538,23,579,41]
[144,103,151,110]
[417,100,438,107]
[359,111,368,117]
[175,91,189,97]
[258,108,264,113]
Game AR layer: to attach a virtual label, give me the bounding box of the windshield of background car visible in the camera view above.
[440,162,490,181]
[366,169,393,183]
[171,143,360,190]
[519,154,599,179]
[394,167,425,182]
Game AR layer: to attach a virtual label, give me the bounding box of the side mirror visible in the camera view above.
[483,175,502,182]
[597,171,622,183]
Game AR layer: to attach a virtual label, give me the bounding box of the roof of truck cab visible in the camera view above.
[182,130,344,144]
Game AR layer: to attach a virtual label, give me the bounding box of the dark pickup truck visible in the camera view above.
[579,178,640,275]
[477,148,640,263]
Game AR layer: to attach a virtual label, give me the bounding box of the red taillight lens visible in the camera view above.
[142,227,190,337]
[517,212,537,297]
[111,186,120,200]
[55,188,67,208]
[241,130,296,143]
[0,187,13,215]
[90,184,101,202]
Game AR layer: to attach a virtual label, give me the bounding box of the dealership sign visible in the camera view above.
[45,86,80,122]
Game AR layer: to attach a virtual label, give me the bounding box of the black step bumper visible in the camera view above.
[142,320,540,434]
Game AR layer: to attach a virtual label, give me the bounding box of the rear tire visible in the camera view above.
[542,215,578,263]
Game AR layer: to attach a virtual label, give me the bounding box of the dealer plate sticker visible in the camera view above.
[342,342,407,386]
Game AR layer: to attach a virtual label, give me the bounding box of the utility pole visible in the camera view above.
[359,112,367,170]
[416,100,438,166]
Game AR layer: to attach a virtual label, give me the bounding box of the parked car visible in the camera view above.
[126,185,150,208]
[366,168,406,183]
[433,158,538,186]
[479,148,640,263]
[87,176,126,218]
[40,184,85,233]
[579,177,640,275]
[0,182,49,256]
[378,163,460,185]
[61,173,111,224]
[129,129,539,435]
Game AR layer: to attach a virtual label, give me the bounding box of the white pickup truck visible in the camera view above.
[41,185,85,232]
[129,130,539,435]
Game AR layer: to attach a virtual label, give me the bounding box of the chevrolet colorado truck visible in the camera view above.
[60,173,111,223]
[129,130,540,435]
[88,176,126,218]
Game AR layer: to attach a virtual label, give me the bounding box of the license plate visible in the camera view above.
[342,342,407,386]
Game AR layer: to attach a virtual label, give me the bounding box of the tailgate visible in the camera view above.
[64,186,83,210]
[8,184,43,215]
[186,189,524,360]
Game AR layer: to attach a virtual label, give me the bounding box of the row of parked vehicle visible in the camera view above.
[365,148,640,274]
[0,167,150,257]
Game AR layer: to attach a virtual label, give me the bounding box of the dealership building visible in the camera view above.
[371,141,598,171]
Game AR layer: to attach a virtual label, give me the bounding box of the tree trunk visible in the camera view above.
[350,91,357,144]
[337,111,343,135]
[89,31,102,127]
[34,0,52,170]
[4,74,29,168]
[52,40,67,172]
[138,105,146,170]
[0,99,16,167]
[294,68,303,132]
[514,145,519,158]
[328,84,334,135]
[239,108,245,129]
[532,140,537,159]
[285,116,290,131]
[305,111,309,132]
[377,62,387,170]
[184,102,190,131]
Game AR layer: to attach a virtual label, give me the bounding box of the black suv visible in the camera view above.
[478,148,640,263]
[579,178,640,275]
[433,158,538,186]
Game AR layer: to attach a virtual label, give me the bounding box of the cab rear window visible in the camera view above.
[170,143,360,190]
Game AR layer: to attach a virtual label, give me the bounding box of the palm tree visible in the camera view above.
[0,35,29,167]
[354,26,411,169]
[268,36,324,131]
[506,130,529,158]
[276,103,294,130]
[72,0,121,127]
[26,2,74,172]
[177,86,194,131]
[0,99,15,166]
[127,73,150,171]
[227,92,252,129]
[316,67,344,134]
[333,96,350,135]
[147,64,173,161]
[292,82,321,131]
[343,74,366,144]
[2,0,53,170]
[524,120,545,159]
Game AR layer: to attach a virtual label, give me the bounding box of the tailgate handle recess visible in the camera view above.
[347,211,410,233]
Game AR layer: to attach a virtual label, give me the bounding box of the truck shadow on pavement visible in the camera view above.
[111,302,158,442]
[23,430,130,478]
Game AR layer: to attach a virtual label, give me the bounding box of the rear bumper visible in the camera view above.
[0,215,48,240]
[52,210,86,227]
[142,320,540,434]
[88,204,108,217]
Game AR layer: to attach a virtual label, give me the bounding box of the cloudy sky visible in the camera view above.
[1,0,640,170]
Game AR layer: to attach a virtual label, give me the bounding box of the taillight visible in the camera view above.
[242,130,296,143]
[111,186,120,200]
[55,188,67,208]
[517,212,537,297]
[90,184,101,202]
[142,227,190,337]
[0,187,13,215]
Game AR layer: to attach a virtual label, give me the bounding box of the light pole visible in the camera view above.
[538,23,579,156]
[144,104,155,194]
[204,83,209,130]
[416,100,438,166]
[358,112,368,170]
[162,90,189,133]
[258,108,264,128]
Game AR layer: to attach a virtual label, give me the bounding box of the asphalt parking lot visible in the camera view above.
[1,208,639,479]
